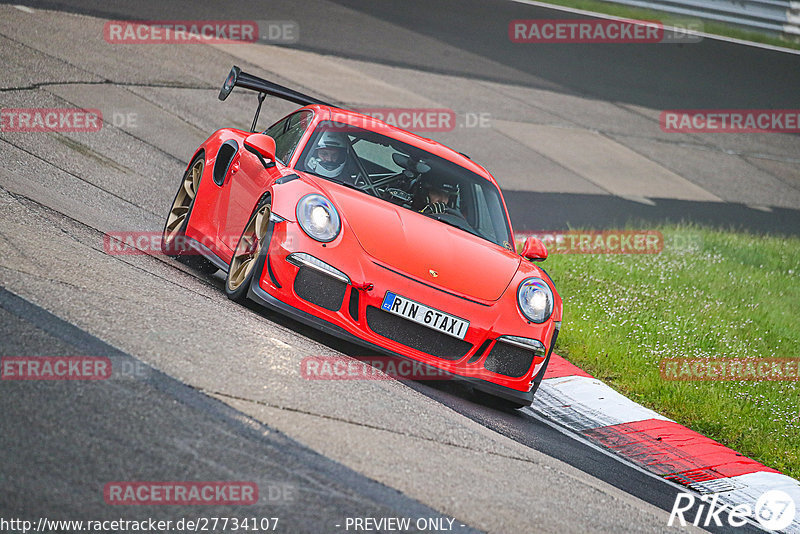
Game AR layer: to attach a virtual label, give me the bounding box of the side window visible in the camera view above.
[264,117,288,142]
[264,111,312,165]
[473,184,490,239]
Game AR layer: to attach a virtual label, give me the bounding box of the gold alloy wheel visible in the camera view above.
[163,158,203,247]
[227,203,271,292]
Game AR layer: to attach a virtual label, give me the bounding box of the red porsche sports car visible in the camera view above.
[162,66,562,408]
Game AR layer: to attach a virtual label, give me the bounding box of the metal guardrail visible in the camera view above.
[598,0,800,38]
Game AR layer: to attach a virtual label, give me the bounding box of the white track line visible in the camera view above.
[534,375,671,431]
[521,403,771,532]
[530,366,800,532]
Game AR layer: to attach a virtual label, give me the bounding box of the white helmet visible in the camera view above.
[307,131,348,178]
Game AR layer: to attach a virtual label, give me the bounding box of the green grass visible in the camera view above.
[535,0,800,51]
[541,225,800,479]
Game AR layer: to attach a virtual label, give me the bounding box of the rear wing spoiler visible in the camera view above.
[218,66,334,132]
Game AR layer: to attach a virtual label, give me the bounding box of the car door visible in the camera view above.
[218,110,314,254]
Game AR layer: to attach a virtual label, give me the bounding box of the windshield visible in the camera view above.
[297,120,513,249]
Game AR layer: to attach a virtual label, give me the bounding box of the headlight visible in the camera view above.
[517,277,553,323]
[296,194,341,242]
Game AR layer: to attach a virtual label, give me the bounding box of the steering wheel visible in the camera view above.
[444,207,466,220]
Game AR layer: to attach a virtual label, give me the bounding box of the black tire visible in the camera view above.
[531,328,559,396]
[529,354,552,398]
[225,197,272,302]
[472,330,558,411]
[161,153,217,275]
[177,254,219,275]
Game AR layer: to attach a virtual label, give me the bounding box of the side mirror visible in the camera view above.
[521,236,548,261]
[244,133,277,169]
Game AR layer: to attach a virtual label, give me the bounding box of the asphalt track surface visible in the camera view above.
[11,0,800,233]
[0,288,476,533]
[14,0,800,108]
[0,283,762,534]
[0,1,797,533]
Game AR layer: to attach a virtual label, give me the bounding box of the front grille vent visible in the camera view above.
[365,306,472,361]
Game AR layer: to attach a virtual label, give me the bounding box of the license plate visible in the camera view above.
[381,291,469,340]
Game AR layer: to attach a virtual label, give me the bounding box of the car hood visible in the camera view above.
[307,176,521,302]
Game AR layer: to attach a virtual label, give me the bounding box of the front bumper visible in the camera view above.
[247,217,559,404]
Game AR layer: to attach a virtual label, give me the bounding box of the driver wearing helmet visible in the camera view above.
[415,175,460,215]
[306,131,350,179]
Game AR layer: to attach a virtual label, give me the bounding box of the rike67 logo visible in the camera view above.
[669,490,796,531]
